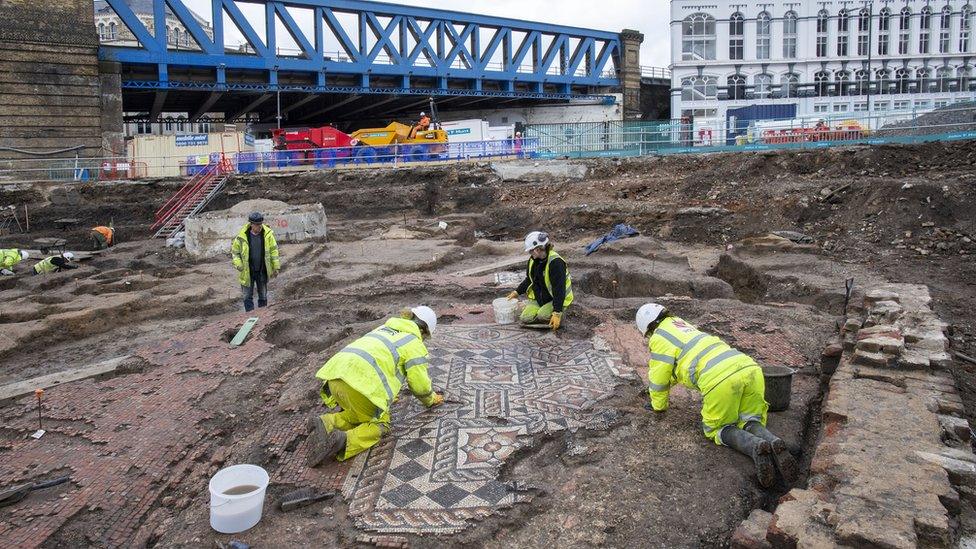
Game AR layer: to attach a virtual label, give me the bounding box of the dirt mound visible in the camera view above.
[877,101,976,136]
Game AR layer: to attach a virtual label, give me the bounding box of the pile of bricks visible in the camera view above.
[732,284,974,548]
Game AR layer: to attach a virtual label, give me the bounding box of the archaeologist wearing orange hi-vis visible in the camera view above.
[507,231,573,330]
[635,303,797,488]
[307,306,444,465]
[90,225,115,250]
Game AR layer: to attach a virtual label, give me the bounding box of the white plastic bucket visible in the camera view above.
[208,464,270,534]
[492,297,518,324]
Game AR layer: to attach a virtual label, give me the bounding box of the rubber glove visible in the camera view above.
[549,312,561,330]
[429,393,444,407]
[506,291,518,300]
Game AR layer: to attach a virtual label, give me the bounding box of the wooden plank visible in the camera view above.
[0,356,130,404]
[454,255,525,277]
[230,317,260,347]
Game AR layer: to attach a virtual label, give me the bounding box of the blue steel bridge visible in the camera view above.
[97,0,629,126]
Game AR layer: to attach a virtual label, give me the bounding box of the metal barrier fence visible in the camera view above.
[524,101,976,158]
[0,138,541,184]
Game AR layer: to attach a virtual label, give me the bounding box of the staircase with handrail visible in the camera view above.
[151,157,233,239]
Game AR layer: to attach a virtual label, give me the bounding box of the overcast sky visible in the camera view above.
[167,0,671,68]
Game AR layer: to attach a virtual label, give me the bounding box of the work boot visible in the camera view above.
[720,426,776,488]
[744,422,799,484]
[306,415,347,467]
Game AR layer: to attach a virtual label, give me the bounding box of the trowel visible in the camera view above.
[0,475,70,507]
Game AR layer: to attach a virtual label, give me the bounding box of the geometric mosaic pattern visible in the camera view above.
[342,324,622,533]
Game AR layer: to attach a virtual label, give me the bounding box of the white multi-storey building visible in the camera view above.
[670,0,975,124]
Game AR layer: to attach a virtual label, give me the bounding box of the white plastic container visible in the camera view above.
[492,297,518,324]
[208,464,270,534]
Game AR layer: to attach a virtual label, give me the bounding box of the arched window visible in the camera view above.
[899,8,911,54]
[940,6,952,53]
[109,22,117,40]
[879,8,891,55]
[98,23,105,40]
[681,75,718,101]
[783,11,798,58]
[755,73,772,98]
[815,70,831,96]
[837,10,850,56]
[727,74,746,100]
[876,68,891,94]
[164,117,174,132]
[835,70,851,96]
[781,73,799,98]
[756,12,771,59]
[920,7,932,53]
[917,67,931,92]
[936,66,954,92]
[729,12,744,60]
[962,6,972,52]
[895,67,911,93]
[165,26,172,44]
[176,116,187,133]
[817,10,830,57]
[681,13,716,60]
[855,69,870,95]
[960,66,974,91]
[858,8,871,55]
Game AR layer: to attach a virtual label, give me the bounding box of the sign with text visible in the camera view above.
[175,134,209,147]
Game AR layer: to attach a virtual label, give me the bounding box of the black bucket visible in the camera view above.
[763,365,795,412]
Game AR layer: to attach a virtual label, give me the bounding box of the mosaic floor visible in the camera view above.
[341,324,622,533]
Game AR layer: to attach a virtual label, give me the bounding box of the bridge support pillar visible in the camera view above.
[99,60,124,157]
[618,29,644,120]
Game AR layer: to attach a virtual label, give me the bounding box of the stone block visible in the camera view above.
[856,336,905,355]
[766,489,836,549]
[491,160,588,181]
[938,415,972,443]
[896,350,931,369]
[916,451,976,489]
[731,509,773,549]
[865,289,901,304]
[842,317,862,335]
[184,199,327,257]
[853,349,891,367]
[929,352,953,369]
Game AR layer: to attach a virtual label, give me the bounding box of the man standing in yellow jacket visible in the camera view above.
[231,212,280,312]
[308,306,444,465]
[636,302,797,487]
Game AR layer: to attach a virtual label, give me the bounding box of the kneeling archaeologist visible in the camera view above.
[507,231,573,330]
[33,252,77,275]
[0,249,29,276]
[635,303,797,487]
[308,306,445,465]
[90,225,116,250]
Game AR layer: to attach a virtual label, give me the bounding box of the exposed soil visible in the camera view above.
[1,139,975,548]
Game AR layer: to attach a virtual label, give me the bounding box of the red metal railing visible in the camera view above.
[150,163,217,232]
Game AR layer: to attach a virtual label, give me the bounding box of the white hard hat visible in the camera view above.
[20,250,29,260]
[636,303,665,335]
[411,305,437,335]
[420,112,426,116]
[63,252,75,261]
[523,231,550,252]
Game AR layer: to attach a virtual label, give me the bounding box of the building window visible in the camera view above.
[817,9,829,57]
[854,69,869,95]
[915,100,931,110]
[682,13,716,60]
[940,6,952,53]
[199,121,211,133]
[894,100,911,110]
[164,117,174,132]
[936,67,954,92]
[783,11,798,58]
[857,8,870,56]
[835,71,851,96]
[814,104,829,113]
[876,68,891,94]
[895,68,911,93]
[854,102,868,112]
[756,12,771,59]
[920,7,931,54]
[917,67,931,92]
[176,116,186,133]
[833,103,849,112]
[727,74,746,100]
[838,9,849,32]
[98,23,105,40]
[961,66,974,91]
[934,100,949,108]
[109,22,118,40]
[875,101,889,111]
[781,73,799,98]
[962,6,972,52]
[899,8,911,54]
[879,8,891,55]
[754,73,772,98]
[729,12,744,60]
[837,10,850,57]
[838,34,849,56]
[136,121,151,134]
[815,70,831,96]
[681,75,718,101]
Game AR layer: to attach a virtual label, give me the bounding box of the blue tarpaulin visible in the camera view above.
[584,224,640,255]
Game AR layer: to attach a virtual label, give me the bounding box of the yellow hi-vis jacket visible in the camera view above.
[315,317,436,412]
[647,316,757,411]
[230,223,280,286]
[0,249,23,269]
[526,250,574,309]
